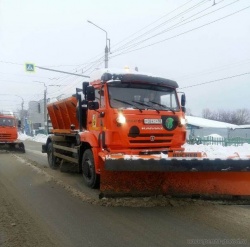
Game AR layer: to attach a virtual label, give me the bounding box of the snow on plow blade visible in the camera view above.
[100,155,250,198]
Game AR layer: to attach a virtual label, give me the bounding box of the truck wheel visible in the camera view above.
[47,142,58,169]
[19,143,25,153]
[82,149,100,189]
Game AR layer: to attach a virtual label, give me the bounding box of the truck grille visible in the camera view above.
[0,133,12,140]
[128,133,173,145]
[130,140,171,143]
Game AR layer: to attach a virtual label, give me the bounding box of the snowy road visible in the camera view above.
[0,140,250,246]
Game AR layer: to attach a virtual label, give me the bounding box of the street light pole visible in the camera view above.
[87,20,110,68]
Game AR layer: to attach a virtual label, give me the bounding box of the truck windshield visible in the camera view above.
[0,118,15,127]
[108,82,180,111]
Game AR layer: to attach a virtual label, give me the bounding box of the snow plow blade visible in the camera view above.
[99,156,250,198]
[0,142,25,153]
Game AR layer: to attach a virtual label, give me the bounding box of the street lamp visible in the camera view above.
[87,20,110,68]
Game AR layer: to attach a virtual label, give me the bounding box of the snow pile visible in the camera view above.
[18,133,48,143]
[183,143,250,159]
[204,134,223,139]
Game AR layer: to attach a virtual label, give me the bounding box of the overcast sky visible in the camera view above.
[0,0,249,116]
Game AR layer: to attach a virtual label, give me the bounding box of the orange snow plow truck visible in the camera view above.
[0,111,25,152]
[42,68,250,198]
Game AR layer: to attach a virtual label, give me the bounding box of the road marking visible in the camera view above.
[25,149,47,156]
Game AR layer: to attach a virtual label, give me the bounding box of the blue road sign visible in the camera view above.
[25,63,35,72]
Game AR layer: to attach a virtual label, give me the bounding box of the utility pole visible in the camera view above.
[105,42,108,68]
[34,81,47,133]
[21,98,24,132]
[87,20,110,68]
[44,86,47,133]
[15,95,24,133]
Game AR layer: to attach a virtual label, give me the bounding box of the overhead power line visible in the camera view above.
[114,0,234,54]
[24,1,197,74]
[66,2,205,74]
[175,58,250,80]
[112,0,208,54]
[0,2,212,80]
[179,72,250,89]
[0,61,23,66]
[40,0,196,71]
[112,0,195,50]
[36,66,90,78]
[110,5,250,59]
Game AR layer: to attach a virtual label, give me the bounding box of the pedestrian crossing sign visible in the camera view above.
[25,63,35,72]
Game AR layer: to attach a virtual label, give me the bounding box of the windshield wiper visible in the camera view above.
[132,101,160,113]
[113,98,143,112]
[149,101,175,114]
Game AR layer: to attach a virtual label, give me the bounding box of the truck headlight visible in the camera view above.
[116,114,126,124]
[179,117,186,126]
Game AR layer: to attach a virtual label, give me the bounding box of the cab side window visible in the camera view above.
[95,88,105,108]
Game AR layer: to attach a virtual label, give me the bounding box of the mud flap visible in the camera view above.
[100,158,250,198]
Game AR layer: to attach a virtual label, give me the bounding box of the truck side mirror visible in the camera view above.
[86,86,95,101]
[88,101,99,110]
[82,82,89,95]
[181,94,186,107]
[18,120,21,128]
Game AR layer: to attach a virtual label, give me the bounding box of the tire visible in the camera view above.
[47,142,58,169]
[82,149,100,189]
[19,143,25,153]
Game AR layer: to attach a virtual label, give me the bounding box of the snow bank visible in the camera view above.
[18,133,48,143]
[183,143,250,159]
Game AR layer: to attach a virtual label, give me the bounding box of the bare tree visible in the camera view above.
[217,110,232,123]
[202,108,250,125]
[202,108,213,119]
[185,108,193,116]
[233,109,250,125]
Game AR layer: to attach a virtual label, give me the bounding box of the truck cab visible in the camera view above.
[0,111,25,152]
[85,69,187,154]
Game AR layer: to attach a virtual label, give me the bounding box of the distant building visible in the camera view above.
[230,125,250,139]
[27,100,44,135]
[186,116,247,139]
[186,116,238,139]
